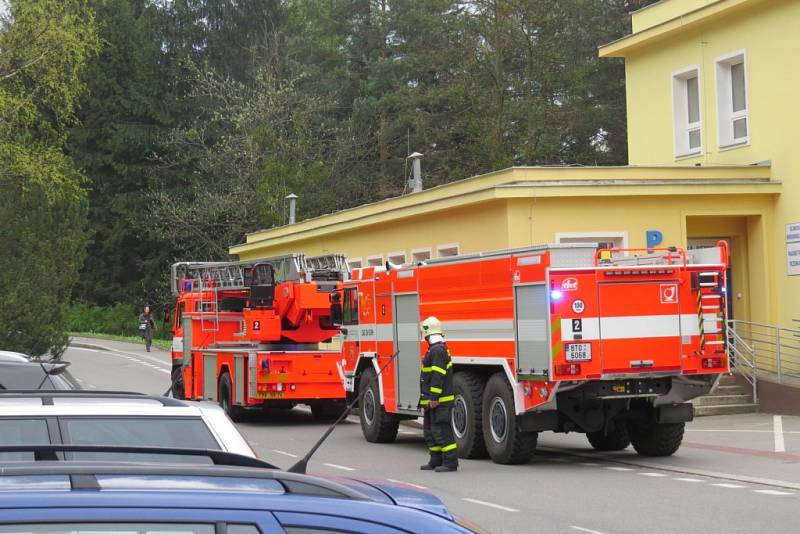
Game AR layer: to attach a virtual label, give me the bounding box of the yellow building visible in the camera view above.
[232,0,798,344]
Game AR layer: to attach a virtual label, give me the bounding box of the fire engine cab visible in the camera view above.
[170,254,347,420]
[340,243,729,464]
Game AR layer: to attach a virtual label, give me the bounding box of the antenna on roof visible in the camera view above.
[288,350,400,474]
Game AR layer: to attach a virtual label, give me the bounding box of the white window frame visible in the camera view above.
[387,251,406,265]
[715,50,750,149]
[671,65,703,159]
[366,254,384,267]
[347,257,363,270]
[436,243,460,258]
[555,231,629,251]
[411,247,432,264]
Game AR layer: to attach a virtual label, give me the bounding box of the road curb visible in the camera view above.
[69,339,169,354]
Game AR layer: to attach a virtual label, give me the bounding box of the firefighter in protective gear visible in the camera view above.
[419,316,458,472]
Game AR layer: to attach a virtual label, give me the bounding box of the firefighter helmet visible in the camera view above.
[421,316,443,338]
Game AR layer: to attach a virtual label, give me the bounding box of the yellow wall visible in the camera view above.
[623,0,798,327]
[236,200,511,263]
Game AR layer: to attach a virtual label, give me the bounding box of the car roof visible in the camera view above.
[0,351,30,362]
[0,460,463,532]
[0,391,208,416]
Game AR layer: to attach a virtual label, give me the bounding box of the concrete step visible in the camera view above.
[694,403,759,416]
[717,374,740,386]
[715,384,749,396]
[694,394,754,407]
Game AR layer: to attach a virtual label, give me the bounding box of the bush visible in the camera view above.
[67,302,171,340]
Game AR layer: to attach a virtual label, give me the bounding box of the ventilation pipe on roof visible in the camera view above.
[407,152,424,193]
[286,193,298,224]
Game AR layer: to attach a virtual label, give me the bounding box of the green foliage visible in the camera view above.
[67,302,171,340]
[0,0,99,357]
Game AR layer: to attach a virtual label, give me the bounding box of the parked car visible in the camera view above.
[0,445,485,534]
[0,350,30,362]
[0,358,79,390]
[0,391,254,462]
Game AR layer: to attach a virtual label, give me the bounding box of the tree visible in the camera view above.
[0,0,100,357]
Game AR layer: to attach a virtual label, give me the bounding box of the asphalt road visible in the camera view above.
[65,338,800,534]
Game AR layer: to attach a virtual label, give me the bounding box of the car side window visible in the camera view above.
[59,417,220,462]
[227,526,261,534]
[343,287,359,325]
[0,523,216,534]
[0,419,50,461]
[276,513,407,534]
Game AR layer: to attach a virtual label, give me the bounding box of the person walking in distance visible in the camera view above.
[138,306,156,352]
[419,316,458,472]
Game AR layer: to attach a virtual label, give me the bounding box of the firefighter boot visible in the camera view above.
[421,451,442,470]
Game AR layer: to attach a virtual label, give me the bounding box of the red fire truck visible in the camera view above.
[170,254,348,420]
[340,243,729,464]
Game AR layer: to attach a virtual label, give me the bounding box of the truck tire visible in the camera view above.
[218,372,245,422]
[481,373,537,465]
[170,365,185,399]
[452,371,488,459]
[586,421,630,451]
[311,401,346,421]
[359,367,398,443]
[628,420,684,457]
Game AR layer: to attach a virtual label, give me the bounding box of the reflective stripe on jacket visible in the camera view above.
[419,341,454,405]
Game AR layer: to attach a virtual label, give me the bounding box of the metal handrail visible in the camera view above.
[728,319,800,383]
[726,321,757,404]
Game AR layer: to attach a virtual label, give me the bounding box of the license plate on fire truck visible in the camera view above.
[565,343,592,362]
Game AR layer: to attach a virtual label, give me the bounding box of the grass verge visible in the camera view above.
[68,332,172,351]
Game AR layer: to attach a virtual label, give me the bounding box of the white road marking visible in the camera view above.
[754,489,794,496]
[638,472,668,477]
[271,449,298,458]
[606,466,634,472]
[686,429,800,434]
[387,478,428,490]
[323,463,357,472]
[571,526,607,534]
[774,415,786,452]
[712,483,747,489]
[71,348,99,353]
[579,462,601,467]
[462,498,519,512]
[398,430,417,434]
[674,477,704,483]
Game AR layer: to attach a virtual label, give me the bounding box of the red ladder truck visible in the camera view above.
[340,243,729,464]
[170,253,348,420]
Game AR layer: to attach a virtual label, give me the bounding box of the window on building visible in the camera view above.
[347,258,362,270]
[716,51,749,148]
[556,233,627,251]
[366,254,384,267]
[411,248,432,264]
[437,243,460,257]
[672,67,702,158]
[387,251,406,266]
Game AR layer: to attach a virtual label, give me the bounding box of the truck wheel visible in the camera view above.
[628,420,684,457]
[311,401,345,421]
[481,373,537,465]
[170,366,185,399]
[219,372,245,422]
[359,367,398,443]
[452,371,488,459]
[586,421,630,451]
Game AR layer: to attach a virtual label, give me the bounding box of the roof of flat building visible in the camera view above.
[599,0,767,58]
[230,164,776,256]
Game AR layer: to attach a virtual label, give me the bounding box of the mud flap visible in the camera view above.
[657,403,694,424]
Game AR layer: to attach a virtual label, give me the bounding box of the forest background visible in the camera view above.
[0,0,656,355]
